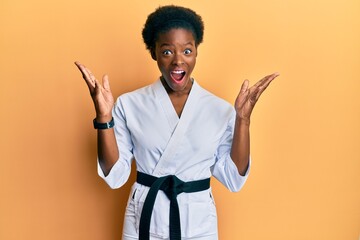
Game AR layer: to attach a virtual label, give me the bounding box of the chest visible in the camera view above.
[169,94,188,117]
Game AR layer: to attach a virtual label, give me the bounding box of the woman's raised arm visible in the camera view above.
[75,61,119,176]
[231,73,279,175]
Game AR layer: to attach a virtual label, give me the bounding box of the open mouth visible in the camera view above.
[170,70,186,82]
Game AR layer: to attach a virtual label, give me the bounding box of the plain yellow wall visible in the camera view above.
[0,0,359,239]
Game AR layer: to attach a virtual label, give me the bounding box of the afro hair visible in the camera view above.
[142,5,204,54]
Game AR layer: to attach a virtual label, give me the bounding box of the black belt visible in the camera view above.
[136,171,210,240]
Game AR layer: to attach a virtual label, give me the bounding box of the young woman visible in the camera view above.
[75,5,278,240]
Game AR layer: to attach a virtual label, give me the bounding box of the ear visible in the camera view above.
[150,48,157,61]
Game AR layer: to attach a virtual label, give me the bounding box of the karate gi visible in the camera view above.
[98,79,250,239]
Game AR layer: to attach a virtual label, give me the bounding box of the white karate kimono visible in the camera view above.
[98,79,250,239]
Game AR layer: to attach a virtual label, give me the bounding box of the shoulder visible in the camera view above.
[122,83,154,99]
[195,81,234,112]
[192,81,235,125]
[115,82,156,106]
[112,83,155,118]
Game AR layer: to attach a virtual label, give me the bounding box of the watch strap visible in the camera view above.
[93,117,114,129]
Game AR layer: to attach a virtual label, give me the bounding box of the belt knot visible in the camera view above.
[162,175,184,199]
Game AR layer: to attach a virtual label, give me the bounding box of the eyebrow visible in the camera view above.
[159,42,194,48]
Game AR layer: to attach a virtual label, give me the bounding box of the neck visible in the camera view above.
[160,77,193,97]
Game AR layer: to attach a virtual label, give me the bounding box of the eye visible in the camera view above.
[162,50,172,55]
[184,49,192,55]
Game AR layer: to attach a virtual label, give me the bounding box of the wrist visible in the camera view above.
[95,114,113,123]
[235,116,251,127]
[93,117,114,129]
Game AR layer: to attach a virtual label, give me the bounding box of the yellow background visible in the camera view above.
[0,0,359,239]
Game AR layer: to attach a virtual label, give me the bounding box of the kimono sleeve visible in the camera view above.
[211,111,251,192]
[97,97,134,189]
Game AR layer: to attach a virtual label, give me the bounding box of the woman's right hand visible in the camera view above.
[75,61,114,122]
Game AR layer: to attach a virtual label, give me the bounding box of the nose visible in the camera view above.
[172,53,184,65]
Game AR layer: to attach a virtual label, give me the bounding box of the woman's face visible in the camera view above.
[154,28,197,93]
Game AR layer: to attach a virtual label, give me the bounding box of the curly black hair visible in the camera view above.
[142,5,204,57]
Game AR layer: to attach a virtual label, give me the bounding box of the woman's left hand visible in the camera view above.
[234,73,279,124]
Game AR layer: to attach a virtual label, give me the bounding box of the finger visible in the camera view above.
[248,73,278,103]
[261,72,279,87]
[84,66,97,85]
[253,72,279,89]
[74,61,94,80]
[250,72,278,96]
[102,74,111,91]
[249,87,260,103]
[74,61,89,79]
[235,79,250,108]
[74,61,96,90]
[252,75,269,88]
[240,79,249,94]
[254,73,279,100]
[254,82,270,101]
[93,78,103,98]
[236,79,249,100]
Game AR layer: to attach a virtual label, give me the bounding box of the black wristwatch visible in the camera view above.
[93,117,115,129]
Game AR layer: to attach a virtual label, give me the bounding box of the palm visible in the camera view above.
[75,62,114,117]
[235,73,279,121]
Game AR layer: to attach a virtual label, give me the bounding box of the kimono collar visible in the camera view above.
[152,78,201,127]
